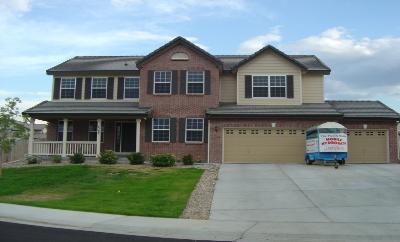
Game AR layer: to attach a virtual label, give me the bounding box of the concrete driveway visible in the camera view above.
[210,164,400,223]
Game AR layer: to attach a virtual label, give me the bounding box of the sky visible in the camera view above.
[1,0,400,113]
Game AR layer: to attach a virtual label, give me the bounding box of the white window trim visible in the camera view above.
[186,70,205,95]
[88,120,104,143]
[185,118,204,143]
[57,120,73,141]
[153,71,172,95]
[251,74,287,99]
[91,77,108,99]
[60,77,76,99]
[152,118,170,143]
[123,76,140,99]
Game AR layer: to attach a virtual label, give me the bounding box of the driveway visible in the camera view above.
[210,164,400,223]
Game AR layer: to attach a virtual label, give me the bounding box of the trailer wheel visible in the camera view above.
[305,158,313,165]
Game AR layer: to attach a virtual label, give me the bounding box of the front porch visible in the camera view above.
[23,101,151,157]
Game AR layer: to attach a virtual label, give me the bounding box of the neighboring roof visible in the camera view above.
[327,100,400,119]
[230,45,331,74]
[207,103,341,117]
[207,101,399,119]
[136,36,223,68]
[23,101,151,118]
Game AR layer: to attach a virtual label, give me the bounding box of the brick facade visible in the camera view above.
[139,44,220,161]
[209,118,399,163]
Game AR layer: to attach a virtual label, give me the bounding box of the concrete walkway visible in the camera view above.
[211,164,400,224]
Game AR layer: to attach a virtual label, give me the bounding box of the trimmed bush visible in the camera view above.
[25,155,41,164]
[151,154,176,167]
[127,152,144,165]
[98,150,118,164]
[51,155,62,163]
[182,154,194,165]
[69,153,85,164]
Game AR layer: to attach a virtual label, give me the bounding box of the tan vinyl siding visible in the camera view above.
[220,73,237,103]
[302,73,324,103]
[237,51,302,105]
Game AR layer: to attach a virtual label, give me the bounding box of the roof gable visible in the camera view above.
[136,36,223,69]
[233,45,311,72]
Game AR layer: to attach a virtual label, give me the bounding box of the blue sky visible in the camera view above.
[1,0,400,112]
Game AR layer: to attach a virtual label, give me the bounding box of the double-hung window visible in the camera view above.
[252,75,287,98]
[270,76,286,97]
[185,118,204,143]
[124,77,139,99]
[187,71,204,94]
[60,78,76,99]
[252,76,269,97]
[154,71,171,94]
[91,77,107,98]
[88,121,104,142]
[57,120,73,141]
[152,118,170,142]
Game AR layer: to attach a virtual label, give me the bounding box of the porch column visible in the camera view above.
[96,118,102,156]
[136,119,141,153]
[62,118,68,157]
[28,118,35,155]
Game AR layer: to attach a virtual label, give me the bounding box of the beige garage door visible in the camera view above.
[347,130,388,163]
[223,128,306,163]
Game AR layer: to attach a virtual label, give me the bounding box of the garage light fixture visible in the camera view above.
[363,124,368,129]
[271,122,276,128]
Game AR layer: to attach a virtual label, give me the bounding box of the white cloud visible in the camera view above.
[238,27,282,53]
[0,0,31,13]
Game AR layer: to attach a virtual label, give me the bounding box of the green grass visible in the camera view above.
[0,165,203,218]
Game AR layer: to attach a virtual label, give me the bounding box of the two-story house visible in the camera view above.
[24,37,400,163]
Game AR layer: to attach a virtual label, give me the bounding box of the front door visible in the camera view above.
[115,122,136,152]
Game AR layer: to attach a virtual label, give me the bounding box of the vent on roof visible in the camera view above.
[171,52,189,61]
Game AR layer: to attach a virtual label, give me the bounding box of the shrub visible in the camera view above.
[69,153,85,164]
[98,150,118,164]
[182,154,194,165]
[127,152,144,165]
[151,153,176,167]
[51,155,62,163]
[25,155,41,164]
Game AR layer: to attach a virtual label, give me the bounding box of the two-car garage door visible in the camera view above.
[223,128,388,163]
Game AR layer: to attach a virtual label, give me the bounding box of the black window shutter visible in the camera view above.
[180,70,186,94]
[245,75,252,98]
[170,118,177,143]
[75,78,83,99]
[204,118,208,143]
[205,70,211,95]
[85,77,92,99]
[107,77,114,99]
[147,70,154,94]
[286,75,294,98]
[117,77,124,99]
[53,78,61,100]
[145,118,152,142]
[172,70,178,94]
[178,118,186,143]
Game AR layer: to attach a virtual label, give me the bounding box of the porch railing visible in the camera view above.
[32,141,97,157]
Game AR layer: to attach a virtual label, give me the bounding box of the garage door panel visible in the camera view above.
[347,130,388,163]
[224,129,305,163]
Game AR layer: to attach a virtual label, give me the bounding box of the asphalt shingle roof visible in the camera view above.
[327,101,400,119]
[23,101,151,118]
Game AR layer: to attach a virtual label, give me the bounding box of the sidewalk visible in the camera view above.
[2,203,400,241]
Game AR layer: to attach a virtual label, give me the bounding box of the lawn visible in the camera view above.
[0,165,204,218]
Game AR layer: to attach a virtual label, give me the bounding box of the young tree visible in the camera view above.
[0,97,28,176]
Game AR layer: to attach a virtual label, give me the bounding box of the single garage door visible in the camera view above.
[347,130,388,163]
[223,128,305,163]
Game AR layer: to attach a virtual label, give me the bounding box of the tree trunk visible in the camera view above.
[0,159,2,177]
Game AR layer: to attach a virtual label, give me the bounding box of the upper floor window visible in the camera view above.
[187,71,204,94]
[92,77,107,98]
[154,71,171,94]
[152,118,170,142]
[185,118,204,143]
[60,78,76,99]
[57,120,73,141]
[124,77,139,99]
[88,120,104,142]
[252,75,286,98]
